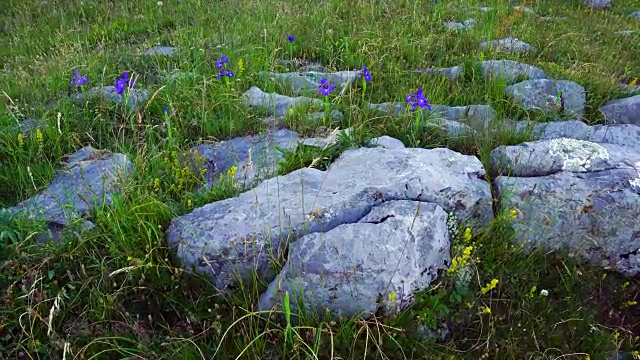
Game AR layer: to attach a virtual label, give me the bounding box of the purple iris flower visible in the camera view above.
[318,78,336,97]
[288,35,295,43]
[216,55,231,70]
[113,71,136,95]
[70,70,89,89]
[405,88,432,112]
[360,65,371,83]
[216,69,234,79]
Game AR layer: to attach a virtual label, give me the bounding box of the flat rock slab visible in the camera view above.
[414,66,464,80]
[368,102,495,133]
[259,71,359,95]
[481,60,548,84]
[143,46,175,57]
[70,86,149,110]
[444,19,476,31]
[10,146,133,242]
[583,0,612,9]
[506,79,586,119]
[480,37,535,54]
[242,86,323,119]
[599,95,640,126]
[258,200,450,320]
[165,145,493,291]
[189,128,345,190]
[491,138,640,177]
[513,120,640,153]
[492,138,640,276]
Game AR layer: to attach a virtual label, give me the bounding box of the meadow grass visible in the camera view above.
[2,0,640,358]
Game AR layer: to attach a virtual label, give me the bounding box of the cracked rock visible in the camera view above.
[165,144,492,291]
[505,79,586,119]
[599,94,640,126]
[258,200,451,320]
[479,37,535,54]
[10,146,133,242]
[242,86,323,119]
[259,70,360,95]
[492,138,640,276]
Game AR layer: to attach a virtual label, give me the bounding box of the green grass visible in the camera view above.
[2,0,640,358]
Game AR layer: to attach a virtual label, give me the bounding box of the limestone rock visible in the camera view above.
[479,37,535,54]
[505,79,586,119]
[258,200,450,320]
[242,86,323,119]
[10,146,133,242]
[143,46,175,57]
[165,145,493,291]
[70,86,149,110]
[259,70,359,95]
[599,95,640,126]
[492,138,640,276]
[481,60,548,84]
[583,0,612,9]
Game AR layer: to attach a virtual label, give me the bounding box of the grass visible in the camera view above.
[2,0,640,358]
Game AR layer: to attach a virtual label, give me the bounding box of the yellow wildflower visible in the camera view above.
[187,199,193,208]
[623,300,638,307]
[480,306,491,314]
[630,77,638,88]
[447,246,473,275]
[387,291,397,304]
[462,227,472,243]
[35,128,44,147]
[481,279,499,294]
[153,178,161,192]
[17,133,23,147]
[508,209,518,220]
[237,58,245,75]
[528,285,537,298]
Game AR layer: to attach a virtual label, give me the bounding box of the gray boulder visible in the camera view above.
[369,136,406,149]
[258,200,450,320]
[368,102,496,133]
[492,138,640,276]
[71,86,149,110]
[165,145,493,291]
[143,46,175,57]
[443,18,476,31]
[505,79,586,119]
[188,128,346,190]
[259,70,360,95]
[242,86,323,119]
[10,146,133,242]
[583,0,612,9]
[415,66,464,80]
[599,95,640,125]
[491,138,640,177]
[479,37,535,54]
[481,60,548,84]
[513,120,640,153]
[630,12,640,20]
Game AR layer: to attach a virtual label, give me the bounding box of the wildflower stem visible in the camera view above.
[324,96,330,127]
[361,78,367,104]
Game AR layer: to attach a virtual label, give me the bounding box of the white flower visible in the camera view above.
[540,289,549,296]
[157,1,163,6]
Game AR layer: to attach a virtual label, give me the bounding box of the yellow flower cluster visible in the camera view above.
[447,245,473,275]
[480,279,499,294]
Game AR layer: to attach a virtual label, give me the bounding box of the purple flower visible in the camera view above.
[360,66,371,83]
[318,78,335,96]
[216,69,234,79]
[216,55,231,70]
[163,107,169,116]
[70,70,89,89]
[288,35,295,43]
[405,88,432,112]
[113,71,136,95]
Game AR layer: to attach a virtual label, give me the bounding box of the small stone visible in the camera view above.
[583,0,612,9]
[143,46,175,57]
[505,79,586,119]
[415,66,464,80]
[481,60,548,84]
[630,11,640,20]
[259,70,359,95]
[479,37,535,54]
[242,86,323,119]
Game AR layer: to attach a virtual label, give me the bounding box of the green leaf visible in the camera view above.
[48,269,55,280]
